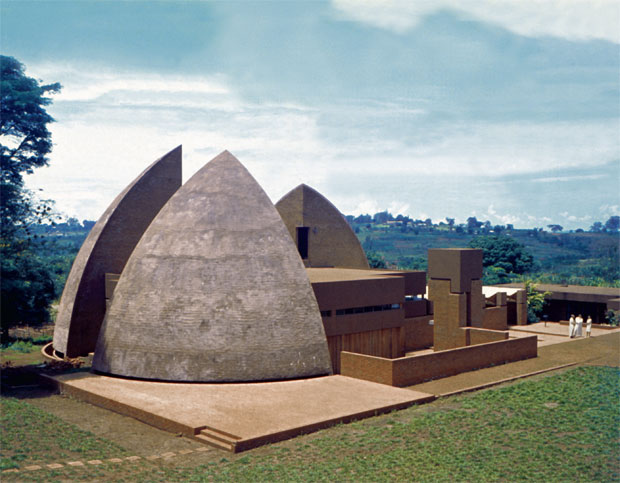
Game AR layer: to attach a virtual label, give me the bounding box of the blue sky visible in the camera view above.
[2,0,619,229]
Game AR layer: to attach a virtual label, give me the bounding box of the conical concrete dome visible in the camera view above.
[54,146,182,357]
[92,151,332,382]
[276,184,369,269]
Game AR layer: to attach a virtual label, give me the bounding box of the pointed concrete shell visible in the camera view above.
[276,184,369,269]
[53,146,182,357]
[92,151,332,382]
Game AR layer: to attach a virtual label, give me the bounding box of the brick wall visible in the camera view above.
[341,335,538,387]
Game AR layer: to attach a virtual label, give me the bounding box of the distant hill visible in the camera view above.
[350,219,619,287]
[33,217,620,294]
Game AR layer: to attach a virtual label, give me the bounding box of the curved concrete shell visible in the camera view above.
[276,184,369,269]
[92,151,332,382]
[53,146,182,357]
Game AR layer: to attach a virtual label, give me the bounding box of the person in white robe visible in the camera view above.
[569,315,576,338]
[586,316,592,337]
[575,314,584,337]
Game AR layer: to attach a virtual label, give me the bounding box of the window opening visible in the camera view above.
[296,226,309,259]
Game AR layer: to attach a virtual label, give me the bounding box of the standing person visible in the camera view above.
[569,314,576,338]
[575,314,584,337]
[586,316,593,338]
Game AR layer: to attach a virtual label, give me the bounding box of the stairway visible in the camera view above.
[195,426,241,452]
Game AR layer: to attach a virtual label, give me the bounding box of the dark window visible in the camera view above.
[296,226,309,259]
[334,303,401,316]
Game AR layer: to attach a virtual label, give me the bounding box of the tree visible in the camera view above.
[1,56,61,242]
[466,216,482,234]
[483,266,516,285]
[1,56,61,341]
[547,224,563,233]
[354,214,371,224]
[373,211,391,224]
[604,215,619,232]
[589,221,603,233]
[469,235,534,274]
[524,280,550,323]
[445,217,455,231]
[82,220,96,230]
[366,251,387,269]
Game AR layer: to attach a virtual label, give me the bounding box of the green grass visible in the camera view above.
[1,366,618,481]
[1,337,49,366]
[0,398,131,470]
[2,340,37,353]
[162,366,619,482]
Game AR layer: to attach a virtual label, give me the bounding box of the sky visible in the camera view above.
[2,0,619,230]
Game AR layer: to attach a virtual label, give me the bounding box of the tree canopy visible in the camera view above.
[1,56,61,340]
[469,235,534,275]
[1,56,61,238]
[1,56,61,178]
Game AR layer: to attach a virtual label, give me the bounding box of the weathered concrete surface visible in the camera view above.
[276,184,369,269]
[46,373,434,452]
[93,151,332,382]
[53,147,182,357]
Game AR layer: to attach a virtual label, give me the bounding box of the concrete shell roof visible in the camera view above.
[276,184,369,269]
[92,151,332,382]
[53,146,182,357]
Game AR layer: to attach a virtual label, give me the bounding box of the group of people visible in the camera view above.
[568,314,592,338]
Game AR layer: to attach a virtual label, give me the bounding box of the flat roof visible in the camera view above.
[496,283,620,298]
[482,286,522,297]
[306,267,405,283]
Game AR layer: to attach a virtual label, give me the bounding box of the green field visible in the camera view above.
[1,366,618,482]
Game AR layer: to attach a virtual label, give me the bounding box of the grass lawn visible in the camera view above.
[1,365,618,481]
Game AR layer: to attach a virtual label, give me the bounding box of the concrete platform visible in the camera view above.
[43,373,434,452]
[509,321,620,347]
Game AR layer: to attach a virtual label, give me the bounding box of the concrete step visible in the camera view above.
[195,426,241,452]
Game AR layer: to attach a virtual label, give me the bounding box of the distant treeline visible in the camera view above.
[345,212,620,236]
[30,217,95,235]
[347,212,619,288]
[28,213,620,305]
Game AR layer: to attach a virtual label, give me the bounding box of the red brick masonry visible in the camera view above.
[340,335,538,387]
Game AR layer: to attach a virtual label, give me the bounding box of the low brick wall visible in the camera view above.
[482,306,508,330]
[341,335,538,387]
[467,327,508,345]
[340,352,394,386]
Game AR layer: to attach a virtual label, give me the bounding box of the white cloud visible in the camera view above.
[388,201,410,216]
[484,204,523,226]
[331,0,620,43]
[22,63,619,230]
[328,120,619,178]
[351,199,380,216]
[532,174,605,183]
[31,63,230,101]
[495,213,522,225]
[599,204,620,216]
